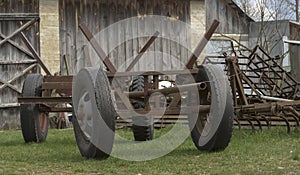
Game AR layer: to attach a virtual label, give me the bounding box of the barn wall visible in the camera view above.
[40,0,60,74]
[0,0,39,130]
[289,22,300,82]
[59,0,192,75]
[206,0,251,34]
[190,0,206,63]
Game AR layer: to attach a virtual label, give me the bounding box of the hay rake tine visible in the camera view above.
[279,115,291,134]
[249,116,262,131]
[234,118,241,130]
[260,115,271,129]
[245,118,255,131]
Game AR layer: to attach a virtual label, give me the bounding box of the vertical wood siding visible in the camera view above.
[59,0,191,75]
[0,0,39,129]
[206,0,251,34]
[289,22,300,82]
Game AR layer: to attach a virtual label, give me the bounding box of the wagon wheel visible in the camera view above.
[130,76,154,141]
[20,74,49,143]
[72,68,115,159]
[188,65,234,151]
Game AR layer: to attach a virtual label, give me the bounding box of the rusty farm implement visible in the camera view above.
[18,20,235,159]
[204,45,300,133]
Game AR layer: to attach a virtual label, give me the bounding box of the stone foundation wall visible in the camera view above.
[190,0,206,64]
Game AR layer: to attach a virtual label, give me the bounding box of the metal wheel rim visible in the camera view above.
[39,112,48,133]
[77,91,93,140]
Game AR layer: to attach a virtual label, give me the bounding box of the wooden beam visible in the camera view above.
[0,103,20,109]
[0,64,37,93]
[0,18,38,46]
[0,60,36,65]
[0,13,39,21]
[19,32,52,76]
[0,33,35,59]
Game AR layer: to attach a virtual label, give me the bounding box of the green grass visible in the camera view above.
[0,127,299,175]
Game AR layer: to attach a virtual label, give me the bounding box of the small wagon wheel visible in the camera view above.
[72,67,115,159]
[188,65,234,151]
[130,76,154,141]
[20,74,49,143]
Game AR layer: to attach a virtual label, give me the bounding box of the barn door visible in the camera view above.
[0,0,40,130]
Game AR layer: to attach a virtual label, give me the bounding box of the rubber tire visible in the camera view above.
[130,76,154,141]
[72,68,115,159]
[188,65,234,151]
[20,74,49,143]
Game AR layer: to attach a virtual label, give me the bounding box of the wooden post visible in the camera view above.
[296,0,299,22]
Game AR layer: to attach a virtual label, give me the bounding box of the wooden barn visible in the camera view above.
[0,0,39,129]
[58,0,252,75]
[0,0,258,129]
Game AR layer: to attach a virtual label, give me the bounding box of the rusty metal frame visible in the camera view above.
[18,20,220,129]
[204,45,300,132]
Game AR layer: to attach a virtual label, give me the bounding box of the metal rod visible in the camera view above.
[126,31,160,71]
[128,82,207,98]
[116,105,210,116]
[39,107,72,113]
[260,95,294,102]
[296,0,299,22]
[63,55,70,76]
[42,82,73,90]
[186,20,220,69]
[18,97,72,104]
[107,69,199,78]
[79,23,117,73]
[19,32,52,76]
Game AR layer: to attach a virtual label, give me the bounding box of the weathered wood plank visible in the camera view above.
[0,0,39,129]
[59,0,196,74]
[153,0,163,71]
[124,0,133,71]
